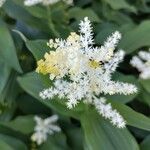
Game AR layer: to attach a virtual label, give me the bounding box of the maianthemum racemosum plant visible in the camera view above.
[36,17,137,128]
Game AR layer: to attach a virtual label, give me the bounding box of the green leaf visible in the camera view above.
[105,0,136,13]
[0,116,35,134]
[68,7,101,22]
[119,21,150,53]
[0,140,13,150]
[39,133,69,150]
[0,61,11,95]
[26,40,49,60]
[139,79,150,93]
[138,88,150,106]
[95,23,118,44]
[12,0,48,19]
[66,128,83,150]
[81,109,139,150]
[140,135,150,150]
[0,134,27,150]
[0,19,22,72]
[4,0,49,32]
[17,72,84,119]
[111,101,150,131]
[17,94,51,114]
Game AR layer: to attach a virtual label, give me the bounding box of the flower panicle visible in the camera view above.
[31,115,61,145]
[130,50,150,79]
[94,97,126,128]
[37,17,138,128]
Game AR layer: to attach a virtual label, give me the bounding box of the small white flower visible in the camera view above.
[24,0,73,6]
[0,0,6,7]
[37,17,137,128]
[31,115,61,145]
[94,97,126,128]
[130,50,150,79]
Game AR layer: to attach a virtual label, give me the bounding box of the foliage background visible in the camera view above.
[0,0,150,149]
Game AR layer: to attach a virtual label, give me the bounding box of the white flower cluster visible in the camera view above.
[130,50,150,79]
[31,115,61,145]
[37,17,137,128]
[24,0,73,6]
[94,97,126,128]
[0,0,6,7]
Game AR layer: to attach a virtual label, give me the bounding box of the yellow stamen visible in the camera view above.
[36,52,60,76]
[89,60,101,69]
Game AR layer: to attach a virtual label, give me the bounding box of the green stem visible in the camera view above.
[46,6,60,37]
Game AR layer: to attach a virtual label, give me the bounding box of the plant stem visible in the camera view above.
[46,6,60,37]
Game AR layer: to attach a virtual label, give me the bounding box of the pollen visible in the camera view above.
[89,60,101,69]
[36,59,48,75]
[36,52,60,76]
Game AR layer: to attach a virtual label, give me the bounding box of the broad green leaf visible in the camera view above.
[68,7,101,22]
[39,133,69,150]
[0,134,27,150]
[111,101,150,131]
[0,116,35,134]
[119,21,150,53]
[138,88,150,106]
[66,128,83,150]
[105,0,136,13]
[0,140,13,150]
[81,109,139,150]
[95,23,135,48]
[26,40,49,60]
[95,23,118,44]
[0,61,11,95]
[4,0,49,32]
[12,0,47,19]
[17,72,84,119]
[140,135,150,150]
[0,19,22,72]
[139,79,150,93]
[17,94,51,114]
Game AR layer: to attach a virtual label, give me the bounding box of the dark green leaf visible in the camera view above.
[26,40,49,60]
[81,109,139,150]
[140,135,150,150]
[17,72,84,119]
[139,79,150,93]
[0,134,27,150]
[105,0,136,13]
[68,7,101,22]
[111,101,150,131]
[0,115,35,134]
[119,21,150,53]
[0,19,22,72]
[39,133,69,150]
